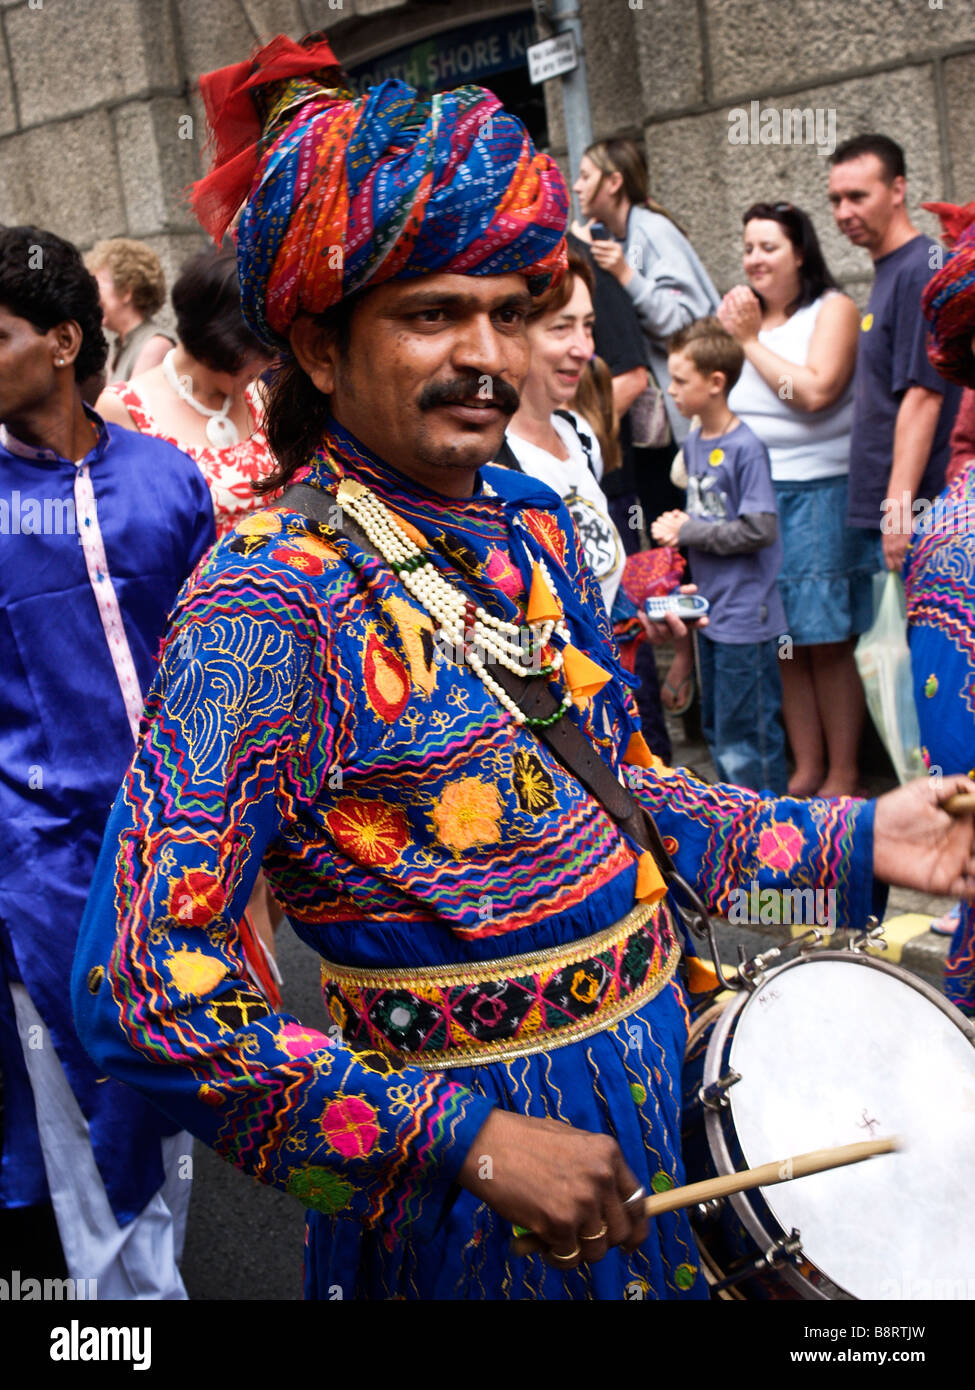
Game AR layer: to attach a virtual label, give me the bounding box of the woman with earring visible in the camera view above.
[96,244,282,989]
[572,138,718,714]
[719,202,868,797]
[96,246,276,540]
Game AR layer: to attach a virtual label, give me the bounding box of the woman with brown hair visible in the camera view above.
[86,238,174,382]
[96,246,276,540]
[504,251,625,617]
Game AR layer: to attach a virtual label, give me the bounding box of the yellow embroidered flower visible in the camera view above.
[432,777,503,853]
[166,949,227,998]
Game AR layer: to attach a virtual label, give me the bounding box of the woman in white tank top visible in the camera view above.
[720,203,873,797]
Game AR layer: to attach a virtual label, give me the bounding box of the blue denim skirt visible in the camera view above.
[773,475,877,645]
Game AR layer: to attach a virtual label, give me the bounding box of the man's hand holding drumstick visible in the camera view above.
[873,773,975,899]
[458,775,975,1267]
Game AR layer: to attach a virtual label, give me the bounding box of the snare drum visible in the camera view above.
[683,948,975,1300]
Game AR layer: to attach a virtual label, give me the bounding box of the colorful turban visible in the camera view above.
[923,215,975,388]
[191,34,569,351]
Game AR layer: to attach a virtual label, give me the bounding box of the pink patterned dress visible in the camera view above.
[104,379,278,539]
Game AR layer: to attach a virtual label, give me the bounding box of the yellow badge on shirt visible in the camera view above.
[709,448,724,467]
[861,312,874,331]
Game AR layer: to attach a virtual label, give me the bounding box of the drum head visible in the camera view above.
[725,955,975,1300]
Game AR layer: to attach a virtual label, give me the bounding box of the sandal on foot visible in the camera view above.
[662,670,695,716]
[930,902,961,937]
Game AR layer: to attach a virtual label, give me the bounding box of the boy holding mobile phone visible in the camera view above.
[652,317,787,793]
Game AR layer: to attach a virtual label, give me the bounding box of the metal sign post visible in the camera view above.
[530,0,594,221]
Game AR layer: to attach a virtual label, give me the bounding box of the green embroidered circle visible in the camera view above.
[629,1082,647,1105]
[651,1170,674,1193]
[674,1262,697,1290]
[924,673,938,698]
[287,1165,354,1214]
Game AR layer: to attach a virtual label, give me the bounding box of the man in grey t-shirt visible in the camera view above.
[828,134,961,572]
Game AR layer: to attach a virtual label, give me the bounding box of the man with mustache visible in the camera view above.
[74,36,975,1300]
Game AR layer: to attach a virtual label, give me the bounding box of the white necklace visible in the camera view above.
[162,349,240,448]
[333,477,574,728]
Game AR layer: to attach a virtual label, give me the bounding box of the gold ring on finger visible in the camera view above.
[550,1245,581,1262]
[580,1224,608,1241]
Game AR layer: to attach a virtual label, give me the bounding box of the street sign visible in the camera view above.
[527,32,577,85]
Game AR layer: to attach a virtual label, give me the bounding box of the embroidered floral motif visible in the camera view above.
[287,1165,355,1214]
[521,508,567,566]
[166,949,227,997]
[167,868,226,927]
[269,541,329,575]
[755,822,805,872]
[320,1095,382,1159]
[484,546,525,600]
[511,749,557,816]
[325,797,411,869]
[432,776,503,852]
[363,628,411,721]
[236,510,282,537]
[383,596,437,696]
[276,1022,327,1059]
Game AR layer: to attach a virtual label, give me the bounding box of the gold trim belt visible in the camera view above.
[321,902,681,1070]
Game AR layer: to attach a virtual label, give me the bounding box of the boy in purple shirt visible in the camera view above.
[653,318,787,793]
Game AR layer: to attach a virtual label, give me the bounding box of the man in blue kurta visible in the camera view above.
[73,37,975,1300]
[0,225,215,1295]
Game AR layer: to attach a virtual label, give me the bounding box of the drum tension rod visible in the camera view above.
[850,916,887,953]
[710,1230,804,1295]
[698,1069,741,1110]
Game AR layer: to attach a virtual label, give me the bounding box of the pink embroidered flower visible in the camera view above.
[484,547,524,601]
[756,822,805,873]
[320,1095,381,1159]
[277,1022,326,1059]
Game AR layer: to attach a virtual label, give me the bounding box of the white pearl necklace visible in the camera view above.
[334,478,574,727]
[162,349,240,448]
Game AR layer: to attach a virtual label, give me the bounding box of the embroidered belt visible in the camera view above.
[320,902,681,1070]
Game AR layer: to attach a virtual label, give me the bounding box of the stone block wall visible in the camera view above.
[563,0,975,300]
[0,0,972,313]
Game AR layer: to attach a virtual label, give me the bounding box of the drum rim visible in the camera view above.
[699,947,975,1299]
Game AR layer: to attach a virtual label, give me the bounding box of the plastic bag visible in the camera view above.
[854,572,926,784]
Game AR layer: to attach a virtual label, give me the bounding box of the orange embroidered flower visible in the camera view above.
[167,869,225,927]
[363,629,411,722]
[432,777,503,852]
[756,822,805,873]
[320,1095,381,1159]
[521,509,567,566]
[383,597,437,696]
[325,798,411,869]
[270,544,326,575]
[235,510,281,537]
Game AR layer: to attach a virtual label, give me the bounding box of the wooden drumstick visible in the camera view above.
[945,792,975,815]
[510,1136,899,1257]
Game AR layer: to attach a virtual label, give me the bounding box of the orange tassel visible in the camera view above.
[624,731,656,768]
[635,850,667,904]
[562,645,611,704]
[388,512,429,550]
[685,955,721,994]
[526,563,561,624]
